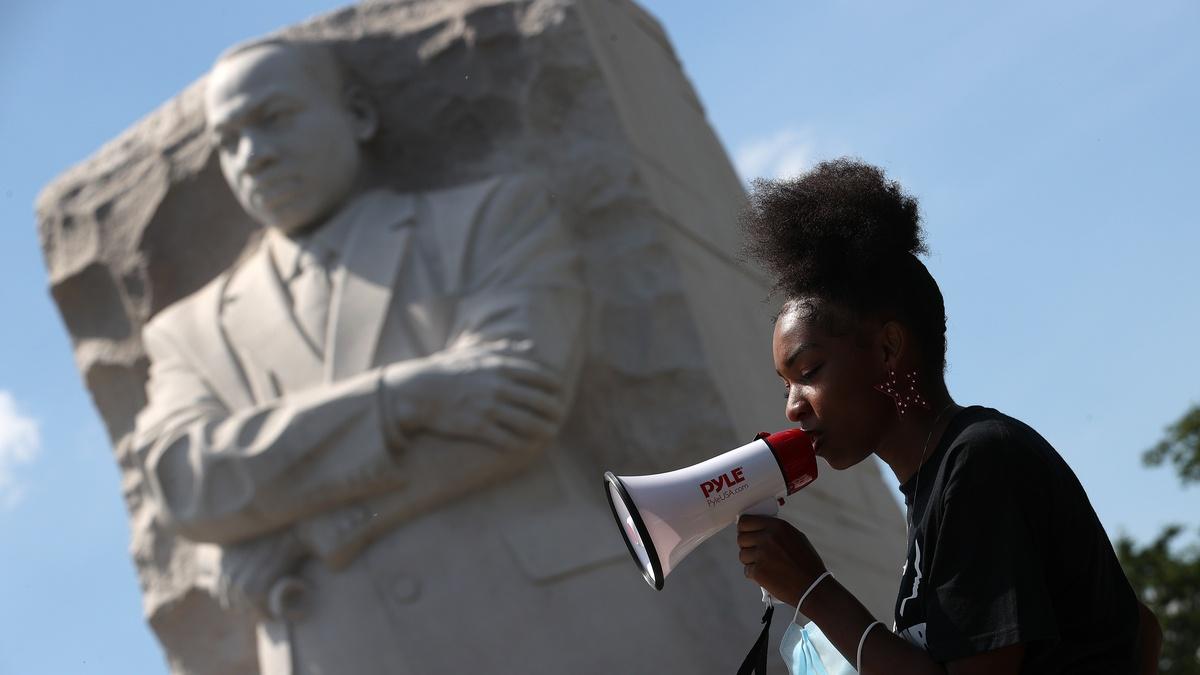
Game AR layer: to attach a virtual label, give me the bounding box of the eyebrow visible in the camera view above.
[209,91,291,135]
[784,343,820,369]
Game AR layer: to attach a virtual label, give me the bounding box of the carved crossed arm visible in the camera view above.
[133,174,584,556]
[134,330,405,545]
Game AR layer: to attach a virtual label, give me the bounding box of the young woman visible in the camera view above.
[735,159,1161,674]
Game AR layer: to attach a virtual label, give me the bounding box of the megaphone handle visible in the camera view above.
[742,497,783,606]
[744,495,782,517]
[736,498,784,674]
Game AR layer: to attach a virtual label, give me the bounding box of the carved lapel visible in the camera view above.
[326,191,418,382]
[221,244,324,398]
[171,276,256,411]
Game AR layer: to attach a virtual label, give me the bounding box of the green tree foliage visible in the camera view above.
[1115,403,1200,673]
[1116,527,1200,674]
[1144,404,1200,486]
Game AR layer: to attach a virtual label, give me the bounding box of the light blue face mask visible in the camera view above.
[779,618,858,675]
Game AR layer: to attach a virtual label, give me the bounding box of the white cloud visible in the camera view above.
[732,127,853,185]
[0,390,41,508]
[733,128,816,184]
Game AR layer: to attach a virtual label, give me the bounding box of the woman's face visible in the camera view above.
[772,300,895,470]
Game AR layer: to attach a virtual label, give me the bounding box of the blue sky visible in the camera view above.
[1,1,1197,672]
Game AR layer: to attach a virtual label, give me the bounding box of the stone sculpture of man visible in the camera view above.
[132,38,613,673]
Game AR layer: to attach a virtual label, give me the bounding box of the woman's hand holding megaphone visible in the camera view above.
[736,514,828,610]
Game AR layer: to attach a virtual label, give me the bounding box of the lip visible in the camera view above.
[246,177,300,208]
[804,430,823,451]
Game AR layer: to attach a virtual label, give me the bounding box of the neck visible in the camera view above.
[273,167,373,240]
[275,192,359,241]
[875,384,959,485]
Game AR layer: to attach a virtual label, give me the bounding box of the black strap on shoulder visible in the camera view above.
[736,602,774,675]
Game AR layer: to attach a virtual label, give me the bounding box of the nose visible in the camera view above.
[784,387,809,423]
[236,129,276,175]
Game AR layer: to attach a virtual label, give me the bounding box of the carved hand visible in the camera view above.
[382,341,565,450]
[214,530,308,617]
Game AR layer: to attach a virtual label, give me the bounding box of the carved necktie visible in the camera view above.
[290,246,333,354]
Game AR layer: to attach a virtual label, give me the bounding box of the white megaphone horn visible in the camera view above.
[604,429,818,590]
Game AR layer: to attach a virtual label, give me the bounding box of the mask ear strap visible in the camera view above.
[796,570,833,620]
[737,570,834,674]
[736,602,774,675]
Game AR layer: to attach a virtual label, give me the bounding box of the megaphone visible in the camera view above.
[604,429,818,590]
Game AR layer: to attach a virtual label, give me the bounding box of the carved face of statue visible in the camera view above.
[204,42,376,234]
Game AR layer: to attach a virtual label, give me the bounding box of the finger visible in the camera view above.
[215,576,234,608]
[497,381,564,421]
[492,402,560,441]
[494,357,561,393]
[738,548,761,565]
[736,530,769,549]
[248,547,295,596]
[235,553,283,599]
[737,514,772,533]
[485,420,527,451]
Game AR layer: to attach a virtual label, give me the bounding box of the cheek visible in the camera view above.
[297,110,358,156]
[817,366,874,414]
[822,370,891,447]
[299,134,360,195]
[281,128,359,201]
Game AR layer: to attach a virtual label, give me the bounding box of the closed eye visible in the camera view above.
[797,363,823,384]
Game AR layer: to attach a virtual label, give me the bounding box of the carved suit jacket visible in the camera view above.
[133,173,590,572]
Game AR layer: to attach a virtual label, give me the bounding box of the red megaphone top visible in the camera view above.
[757,429,819,495]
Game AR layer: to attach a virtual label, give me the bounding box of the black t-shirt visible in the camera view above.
[894,406,1140,672]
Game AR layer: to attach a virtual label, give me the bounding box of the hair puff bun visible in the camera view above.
[741,158,925,300]
[741,157,947,373]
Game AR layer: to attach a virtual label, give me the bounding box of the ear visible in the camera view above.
[880,320,907,371]
[343,85,378,142]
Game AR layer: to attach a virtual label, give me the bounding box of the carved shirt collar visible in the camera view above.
[266,200,360,281]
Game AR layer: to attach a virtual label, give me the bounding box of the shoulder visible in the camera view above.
[419,172,562,258]
[422,171,552,219]
[141,266,236,355]
[940,407,1057,490]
